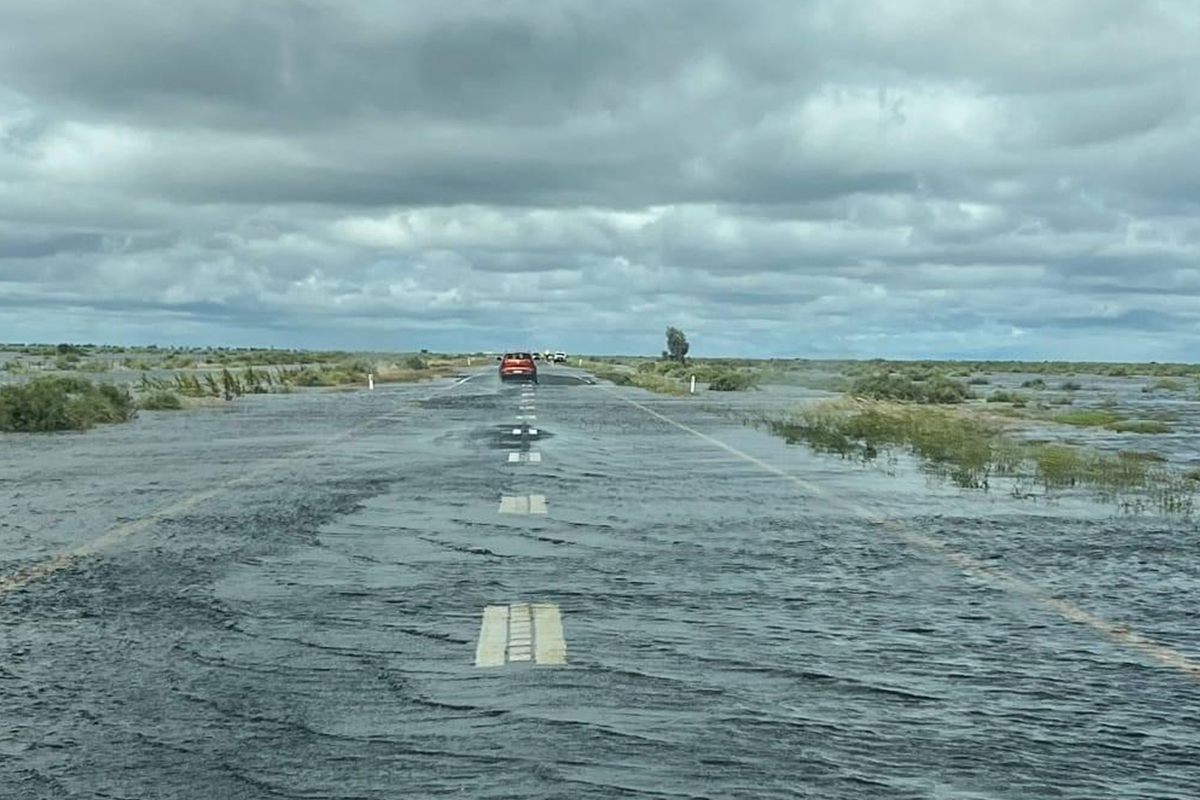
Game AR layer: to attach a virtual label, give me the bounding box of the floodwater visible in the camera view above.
[2,366,1199,798]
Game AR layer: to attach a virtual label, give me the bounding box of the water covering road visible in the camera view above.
[2,365,1199,798]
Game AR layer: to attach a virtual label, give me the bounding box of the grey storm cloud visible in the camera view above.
[1,0,1199,358]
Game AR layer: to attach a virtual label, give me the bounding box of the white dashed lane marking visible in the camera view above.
[498,495,548,515]
[474,605,509,667]
[516,415,536,421]
[507,452,542,463]
[532,604,566,665]
[474,602,567,668]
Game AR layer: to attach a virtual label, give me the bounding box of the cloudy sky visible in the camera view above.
[2,0,1199,359]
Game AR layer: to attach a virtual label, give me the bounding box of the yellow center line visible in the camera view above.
[0,372,482,595]
[606,387,1200,683]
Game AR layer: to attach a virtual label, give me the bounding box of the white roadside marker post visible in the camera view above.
[368,373,375,390]
[690,375,696,394]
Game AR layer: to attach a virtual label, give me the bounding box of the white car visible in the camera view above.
[552,352,568,363]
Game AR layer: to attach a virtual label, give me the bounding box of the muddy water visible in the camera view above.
[2,367,1199,798]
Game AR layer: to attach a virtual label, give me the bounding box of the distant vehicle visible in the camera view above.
[532,352,542,360]
[552,352,568,363]
[499,352,538,383]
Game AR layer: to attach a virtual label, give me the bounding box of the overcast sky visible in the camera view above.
[2,0,1199,358]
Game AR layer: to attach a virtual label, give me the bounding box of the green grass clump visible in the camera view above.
[1059,381,1084,391]
[0,377,136,432]
[987,390,1028,404]
[967,376,991,385]
[1108,420,1171,434]
[849,373,972,404]
[139,391,184,410]
[1021,378,1047,389]
[1053,409,1125,427]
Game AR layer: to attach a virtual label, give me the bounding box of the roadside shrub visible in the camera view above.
[708,370,758,391]
[0,376,136,432]
[1059,381,1083,391]
[403,355,427,370]
[967,376,991,385]
[850,373,972,404]
[1020,378,1047,389]
[140,391,184,410]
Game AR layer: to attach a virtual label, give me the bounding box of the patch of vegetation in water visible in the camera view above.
[849,373,973,404]
[0,376,136,432]
[582,361,688,395]
[1108,420,1171,434]
[755,400,1193,514]
[987,390,1028,405]
[1144,378,1187,393]
[139,391,184,410]
[1053,409,1125,427]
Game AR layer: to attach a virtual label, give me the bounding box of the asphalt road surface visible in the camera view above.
[2,364,1199,799]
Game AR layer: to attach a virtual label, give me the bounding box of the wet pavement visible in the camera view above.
[2,365,1199,799]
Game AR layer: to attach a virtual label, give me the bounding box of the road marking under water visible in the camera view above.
[603,387,1200,683]
[0,371,487,596]
[516,415,536,421]
[498,495,548,515]
[528,428,539,436]
[532,603,566,665]
[474,602,566,668]
[511,428,523,435]
[474,605,510,667]
[507,452,542,463]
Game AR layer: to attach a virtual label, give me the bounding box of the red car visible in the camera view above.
[499,352,538,383]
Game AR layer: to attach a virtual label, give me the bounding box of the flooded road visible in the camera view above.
[3,366,1199,798]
